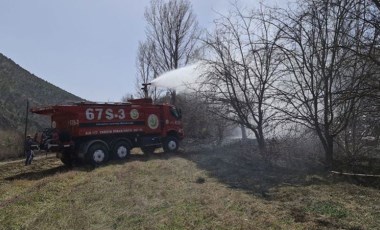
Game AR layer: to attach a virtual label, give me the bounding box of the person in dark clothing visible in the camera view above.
[25,135,35,165]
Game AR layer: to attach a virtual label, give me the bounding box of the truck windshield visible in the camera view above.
[170,107,182,120]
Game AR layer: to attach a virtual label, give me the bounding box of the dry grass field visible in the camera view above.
[0,142,379,229]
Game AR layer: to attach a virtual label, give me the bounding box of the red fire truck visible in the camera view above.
[31,95,184,166]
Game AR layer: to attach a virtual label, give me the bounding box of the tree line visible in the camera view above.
[135,0,380,169]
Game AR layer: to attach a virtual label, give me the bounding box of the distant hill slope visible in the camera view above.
[0,53,83,132]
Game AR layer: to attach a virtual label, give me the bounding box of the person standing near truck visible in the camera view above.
[25,135,34,165]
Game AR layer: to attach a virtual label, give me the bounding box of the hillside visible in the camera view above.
[0,53,82,131]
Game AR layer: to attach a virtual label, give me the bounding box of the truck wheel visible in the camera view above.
[163,136,179,153]
[141,147,156,155]
[87,143,109,166]
[113,141,130,160]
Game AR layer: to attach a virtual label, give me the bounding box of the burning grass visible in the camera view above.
[0,143,379,229]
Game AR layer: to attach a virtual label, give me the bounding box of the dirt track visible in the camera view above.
[0,152,55,166]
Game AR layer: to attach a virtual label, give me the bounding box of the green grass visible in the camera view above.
[305,201,348,218]
[0,146,379,230]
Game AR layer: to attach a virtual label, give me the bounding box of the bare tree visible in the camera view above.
[199,5,282,152]
[176,94,234,143]
[273,0,379,168]
[135,41,163,101]
[336,49,380,163]
[372,0,380,10]
[139,0,201,103]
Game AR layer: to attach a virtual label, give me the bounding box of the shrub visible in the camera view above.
[265,129,325,171]
[176,94,235,142]
[0,130,24,160]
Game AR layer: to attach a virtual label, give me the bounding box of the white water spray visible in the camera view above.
[151,61,256,140]
[150,62,208,92]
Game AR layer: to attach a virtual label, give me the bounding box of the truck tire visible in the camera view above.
[163,136,179,153]
[113,141,131,160]
[87,143,109,166]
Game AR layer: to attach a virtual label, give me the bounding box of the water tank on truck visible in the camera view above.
[30,93,184,166]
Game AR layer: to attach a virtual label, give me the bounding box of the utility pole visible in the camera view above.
[241,124,247,141]
[23,99,29,154]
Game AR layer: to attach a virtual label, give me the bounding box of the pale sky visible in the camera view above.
[0,0,285,102]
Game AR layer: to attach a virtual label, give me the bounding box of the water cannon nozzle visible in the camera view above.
[141,83,152,98]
